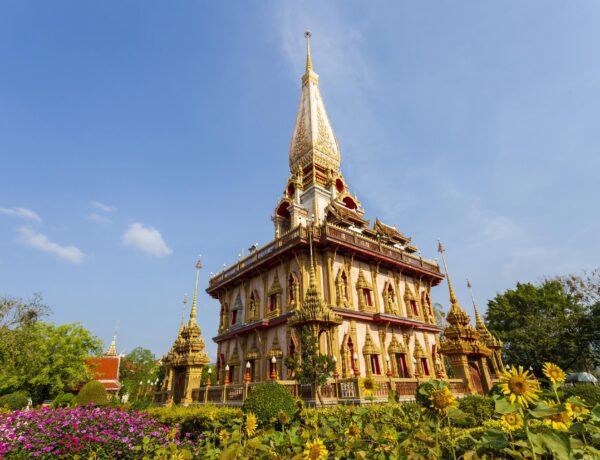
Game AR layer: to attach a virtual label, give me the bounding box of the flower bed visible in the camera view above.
[0,406,198,459]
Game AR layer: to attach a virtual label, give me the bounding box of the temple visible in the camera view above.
[86,335,122,395]
[157,33,503,406]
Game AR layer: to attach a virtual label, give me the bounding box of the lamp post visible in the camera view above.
[245,361,252,384]
[224,365,230,385]
[204,368,212,404]
[353,352,360,377]
[270,356,277,380]
[332,356,339,399]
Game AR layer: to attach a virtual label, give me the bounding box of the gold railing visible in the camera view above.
[208,223,441,290]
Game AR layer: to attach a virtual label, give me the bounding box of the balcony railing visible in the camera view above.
[208,223,441,290]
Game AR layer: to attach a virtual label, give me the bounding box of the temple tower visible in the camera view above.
[438,241,494,394]
[162,257,210,405]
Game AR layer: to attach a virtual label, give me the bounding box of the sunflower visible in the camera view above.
[303,437,328,460]
[359,377,378,397]
[498,366,540,408]
[568,401,590,419]
[500,412,523,432]
[218,429,230,444]
[344,423,361,438]
[543,400,572,431]
[542,362,566,384]
[429,386,457,414]
[245,412,258,437]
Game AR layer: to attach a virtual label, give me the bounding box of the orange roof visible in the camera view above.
[86,356,120,381]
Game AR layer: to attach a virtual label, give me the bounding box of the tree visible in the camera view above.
[0,321,101,402]
[119,347,161,403]
[486,277,600,374]
[285,326,335,405]
[0,293,49,329]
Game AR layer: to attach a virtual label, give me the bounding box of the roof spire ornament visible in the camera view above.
[179,294,188,334]
[437,239,458,308]
[106,321,119,356]
[466,278,484,327]
[189,255,202,326]
[305,31,313,72]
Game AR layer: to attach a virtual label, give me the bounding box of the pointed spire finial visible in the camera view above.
[106,335,117,356]
[179,294,188,333]
[466,278,485,326]
[189,255,201,325]
[437,239,458,308]
[304,31,312,72]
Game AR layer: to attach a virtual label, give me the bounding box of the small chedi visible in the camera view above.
[157,33,503,406]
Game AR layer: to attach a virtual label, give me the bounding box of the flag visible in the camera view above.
[196,256,202,270]
[437,239,444,253]
[467,278,472,289]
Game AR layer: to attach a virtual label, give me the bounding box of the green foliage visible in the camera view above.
[52,391,75,408]
[242,382,296,426]
[148,405,240,437]
[457,394,495,427]
[563,384,600,406]
[486,278,600,373]
[76,381,108,406]
[200,364,217,386]
[0,320,101,403]
[284,326,335,402]
[118,347,161,404]
[0,391,29,410]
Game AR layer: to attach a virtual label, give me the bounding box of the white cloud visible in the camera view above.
[0,207,42,222]
[122,222,172,257]
[91,201,116,213]
[481,215,521,242]
[87,213,112,224]
[18,227,85,264]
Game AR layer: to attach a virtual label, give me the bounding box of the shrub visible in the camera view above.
[52,392,75,408]
[563,384,600,406]
[242,382,296,425]
[147,405,240,437]
[457,394,494,428]
[75,381,108,406]
[0,392,29,411]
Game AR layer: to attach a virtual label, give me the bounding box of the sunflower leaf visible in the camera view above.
[494,395,520,414]
[539,431,570,460]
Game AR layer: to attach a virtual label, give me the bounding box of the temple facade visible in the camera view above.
[206,34,456,400]
[157,34,504,406]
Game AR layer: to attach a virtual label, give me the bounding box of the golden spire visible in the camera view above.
[179,294,188,334]
[189,255,202,325]
[437,239,458,309]
[466,278,485,327]
[305,31,313,73]
[106,335,117,356]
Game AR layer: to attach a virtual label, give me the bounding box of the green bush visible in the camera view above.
[76,381,108,406]
[148,405,240,436]
[52,392,75,408]
[563,384,600,406]
[457,394,495,428]
[0,392,29,410]
[242,382,296,425]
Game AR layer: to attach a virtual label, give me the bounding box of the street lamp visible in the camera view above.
[224,365,230,385]
[270,356,277,380]
[245,361,252,384]
[353,352,360,377]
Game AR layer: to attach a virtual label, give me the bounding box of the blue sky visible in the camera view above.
[1,1,599,360]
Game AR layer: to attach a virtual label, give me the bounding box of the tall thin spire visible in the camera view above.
[466,278,484,325]
[179,294,188,333]
[437,239,458,308]
[305,31,313,72]
[106,321,119,356]
[189,256,202,325]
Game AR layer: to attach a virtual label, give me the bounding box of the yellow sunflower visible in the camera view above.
[500,412,523,432]
[542,362,566,384]
[359,377,378,397]
[568,401,590,419]
[303,437,328,460]
[543,400,572,431]
[498,366,540,407]
[218,429,230,443]
[245,412,258,437]
[344,423,361,438]
[429,386,457,413]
